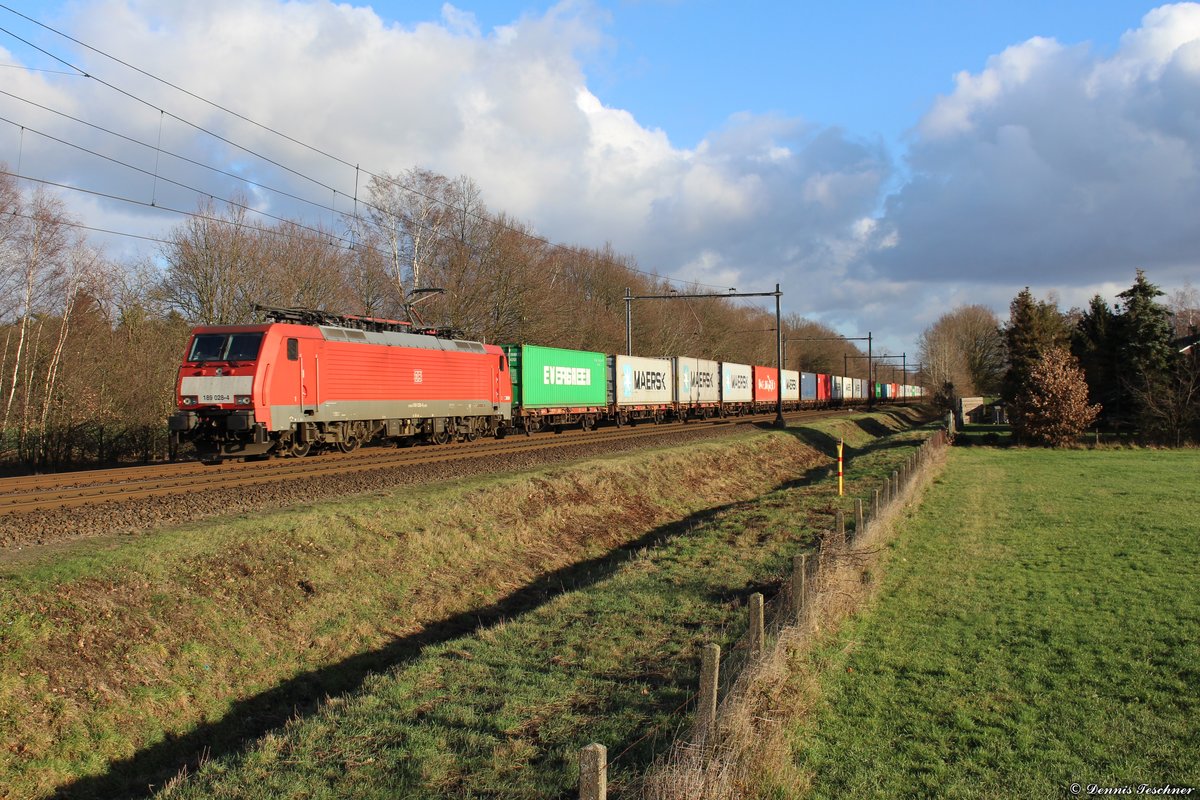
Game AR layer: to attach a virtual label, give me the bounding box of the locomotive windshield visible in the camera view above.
[188,332,264,362]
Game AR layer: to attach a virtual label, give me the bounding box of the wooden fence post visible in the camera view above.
[749,593,765,659]
[873,487,881,516]
[891,470,899,499]
[579,743,607,800]
[836,509,845,540]
[855,498,864,539]
[697,644,720,740]
[791,553,808,619]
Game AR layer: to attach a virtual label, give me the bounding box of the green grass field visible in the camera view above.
[0,410,932,799]
[147,418,934,800]
[788,447,1200,798]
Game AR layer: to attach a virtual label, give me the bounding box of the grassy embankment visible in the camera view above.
[0,409,931,799]
[775,446,1200,798]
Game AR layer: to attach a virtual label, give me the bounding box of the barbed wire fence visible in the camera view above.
[578,426,952,800]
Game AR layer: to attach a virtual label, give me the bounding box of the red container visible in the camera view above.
[816,373,831,401]
[752,366,779,404]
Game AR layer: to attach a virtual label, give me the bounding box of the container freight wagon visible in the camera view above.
[673,357,721,417]
[782,369,800,407]
[609,355,674,423]
[503,344,607,431]
[832,375,843,402]
[800,372,817,403]
[721,362,753,414]
[853,378,864,400]
[817,373,832,404]
[752,366,779,411]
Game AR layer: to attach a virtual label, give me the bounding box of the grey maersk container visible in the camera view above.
[672,357,721,405]
[782,369,800,403]
[609,355,674,406]
[721,362,753,403]
[502,344,608,409]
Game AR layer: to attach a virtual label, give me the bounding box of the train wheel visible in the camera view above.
[337,436,360,453]
[290,440,311,458]
[431,430,451,445]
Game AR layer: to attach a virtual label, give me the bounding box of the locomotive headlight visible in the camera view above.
[182,396,197,406]
[235,395,253,405]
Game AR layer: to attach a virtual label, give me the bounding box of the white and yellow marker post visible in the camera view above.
[837,437,844,496]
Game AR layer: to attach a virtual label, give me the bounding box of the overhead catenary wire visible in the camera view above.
[1,168,377,258]
[4,207,174,246]
[0,86,495,259]
[1,73,580,292]
[0,4,739,294]
[0,114,368,252]
[0,87,341,216]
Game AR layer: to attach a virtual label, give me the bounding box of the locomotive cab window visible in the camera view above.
[287,338,299,361]
[188,332,265,362]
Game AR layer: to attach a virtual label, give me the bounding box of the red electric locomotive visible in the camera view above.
[169,308,512,460]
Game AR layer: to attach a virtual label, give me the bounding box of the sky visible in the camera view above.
[0,0,1196,356]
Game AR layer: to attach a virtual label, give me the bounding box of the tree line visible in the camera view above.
[919,271,1200,445]
[0,167,881,470]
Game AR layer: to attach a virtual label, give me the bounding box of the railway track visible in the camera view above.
[0,409,851,517]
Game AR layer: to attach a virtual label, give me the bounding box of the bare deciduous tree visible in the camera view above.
[918,305,1004,398]
[157,198,267,325]
[364,168,453,303]
[1167,281,1199,338]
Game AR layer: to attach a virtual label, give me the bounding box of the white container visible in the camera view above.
[721,362,753,403]
[781,369,800,403]
[673,357,721,405]
[612,355,674,406]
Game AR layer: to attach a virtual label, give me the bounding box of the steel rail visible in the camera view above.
[0,407,851,516]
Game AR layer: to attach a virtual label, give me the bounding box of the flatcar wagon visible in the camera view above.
[503,344,608,432]
[673,356,721,418]
[752,365,779,413]
[610,354,674,424]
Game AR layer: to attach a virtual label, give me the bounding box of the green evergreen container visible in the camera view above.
[502,344,608,409]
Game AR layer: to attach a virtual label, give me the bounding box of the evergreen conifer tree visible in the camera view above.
[1002,288,1068,416]
[1072,295,1121,421]
[1116,270,1175,392]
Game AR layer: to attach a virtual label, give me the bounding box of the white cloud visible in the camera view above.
[10,0,1195,355]
[873,3,1200,294]
[0,0,889,318]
